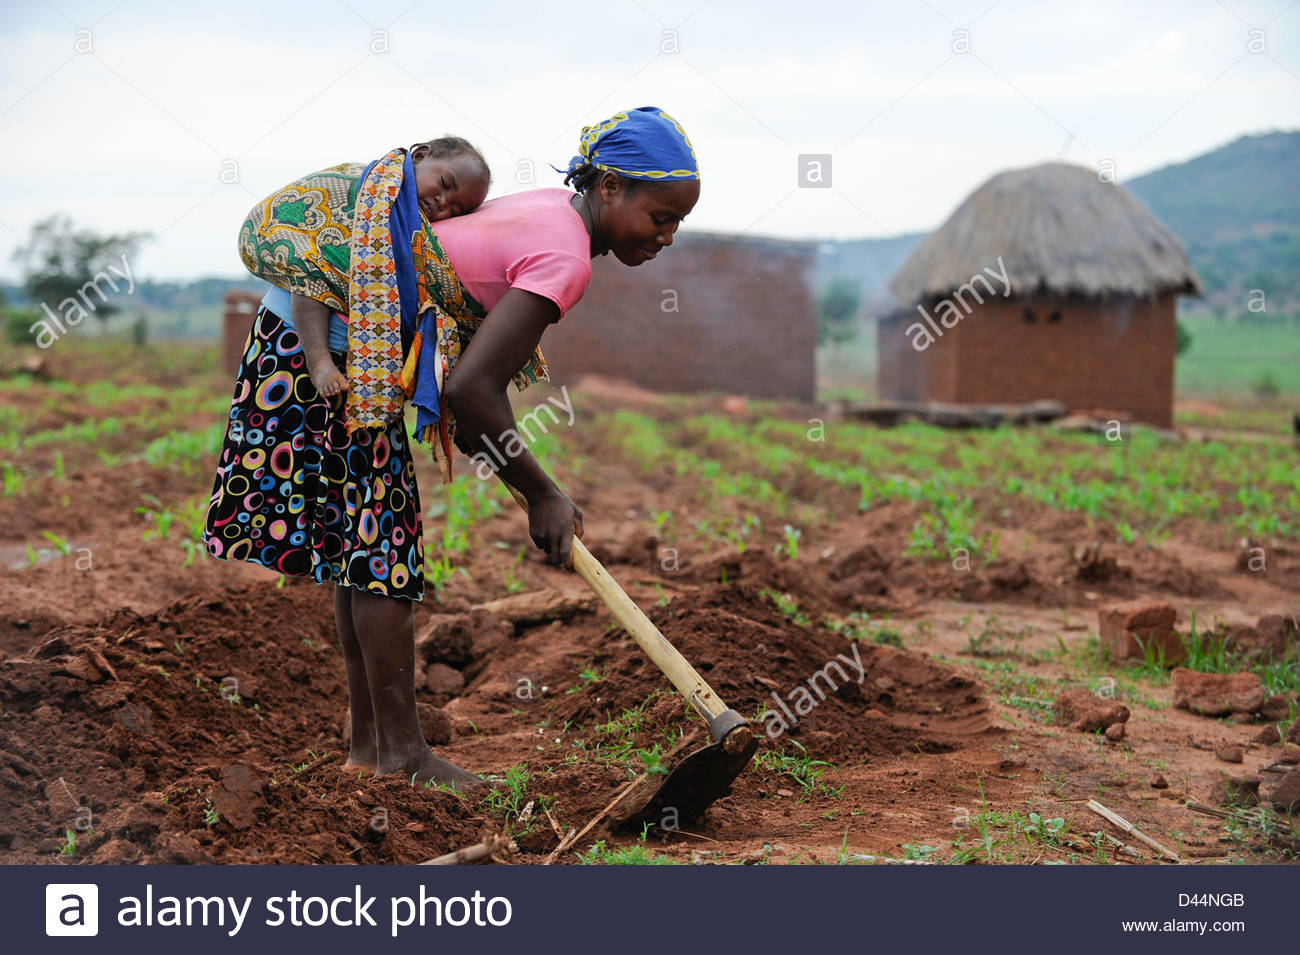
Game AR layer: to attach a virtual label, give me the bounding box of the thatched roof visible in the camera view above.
[889,162,1201,303]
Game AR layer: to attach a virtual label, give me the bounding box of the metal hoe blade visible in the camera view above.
[613,716,759,831]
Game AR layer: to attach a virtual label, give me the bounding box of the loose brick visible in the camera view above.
[1098,599,1183,663]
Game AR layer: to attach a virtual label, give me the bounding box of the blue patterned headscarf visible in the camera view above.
[553,106,699,192]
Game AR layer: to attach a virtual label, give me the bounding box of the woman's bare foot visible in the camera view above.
[342,755,378,775]
[342,732,379,775]
[379,747,483,792]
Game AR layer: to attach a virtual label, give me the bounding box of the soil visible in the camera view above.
[1,356,1298,865]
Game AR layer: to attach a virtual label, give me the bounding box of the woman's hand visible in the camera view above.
[526,485,584,569]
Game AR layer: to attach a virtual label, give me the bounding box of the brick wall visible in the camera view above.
[221,290,263,375]
[877,293,1176,427]
[877,305,959,406]
[877,308,928,402]
[540,231,819,401]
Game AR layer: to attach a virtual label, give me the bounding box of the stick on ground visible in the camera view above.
[542,777,644,865]
[420,832,514,866]
[1087,799,1180,862]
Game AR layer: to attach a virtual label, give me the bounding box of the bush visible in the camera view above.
[1251,370,1280,399]
[817,278,861,346]
[130,314,149,348]
[2,307,37,346]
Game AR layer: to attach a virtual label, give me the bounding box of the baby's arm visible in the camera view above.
[291,293,348,397]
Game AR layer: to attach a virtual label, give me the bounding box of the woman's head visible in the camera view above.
[410,136,491,221]
[559,107,701,267]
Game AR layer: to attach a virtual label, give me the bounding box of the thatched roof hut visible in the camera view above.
[889,162,1201,304]
[878,162,1202,428]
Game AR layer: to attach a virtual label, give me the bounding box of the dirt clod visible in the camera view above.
[1171,668,1265,717]
[1054,689,1130,733]
[1267,768,1300,813]
[424,663,466,699]
[418,703,453,746]
[1209,772,1261,808]
[1260,694,1292,722]
[1214,743,1244,764]
[416,615,475,666]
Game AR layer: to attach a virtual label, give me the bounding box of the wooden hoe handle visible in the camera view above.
[499,478,732,727]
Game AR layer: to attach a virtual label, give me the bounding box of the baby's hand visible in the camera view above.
[310,361,349,398]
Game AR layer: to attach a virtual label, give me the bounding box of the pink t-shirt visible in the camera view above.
[431,187,593,320]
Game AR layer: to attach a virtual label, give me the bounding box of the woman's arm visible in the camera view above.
[443,288,584,568]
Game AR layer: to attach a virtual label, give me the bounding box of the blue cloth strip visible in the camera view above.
[388,152,443,445]
[259,286,349,353]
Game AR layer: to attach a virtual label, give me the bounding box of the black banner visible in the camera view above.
[10,864,1294,952]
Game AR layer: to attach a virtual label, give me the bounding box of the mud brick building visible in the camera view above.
[224,232,818,399]
[220,289,263,375]
[880,163,1200,428]
[544,231,819,402]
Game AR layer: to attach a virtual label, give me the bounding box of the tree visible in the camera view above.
[130,312,149,348]
[817,278,861,346]
[11,215,147,328]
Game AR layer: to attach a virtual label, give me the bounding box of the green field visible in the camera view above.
[1174,314,1300,395]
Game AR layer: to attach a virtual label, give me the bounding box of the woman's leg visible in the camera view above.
[334,584,379,773]
[350,588,482,790]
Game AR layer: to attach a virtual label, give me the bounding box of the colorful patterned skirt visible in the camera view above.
[202,307,426,601]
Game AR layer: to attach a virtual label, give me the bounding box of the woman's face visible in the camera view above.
[410,149,490,221]
[596,175,701,266]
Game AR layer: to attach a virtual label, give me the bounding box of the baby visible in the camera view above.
[297,138,493,398]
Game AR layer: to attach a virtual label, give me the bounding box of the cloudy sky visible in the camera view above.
[0,0,1296,281]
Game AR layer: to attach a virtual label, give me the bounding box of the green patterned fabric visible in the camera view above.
[237,162,364,312]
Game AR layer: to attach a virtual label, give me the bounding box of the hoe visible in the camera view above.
[500,478,758,828]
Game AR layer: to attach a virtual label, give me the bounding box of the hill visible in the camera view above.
[1125,129,1300,319]
[811,233,925,315]
[813,130,1300,323]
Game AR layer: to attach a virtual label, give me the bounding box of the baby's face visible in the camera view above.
[411,152,489,221]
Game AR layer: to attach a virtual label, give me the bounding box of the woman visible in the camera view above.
[204,107,701,789]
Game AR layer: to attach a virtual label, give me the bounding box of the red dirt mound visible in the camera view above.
[0,567,997,863]
[0,584,486,864]
[539,578,993,763]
